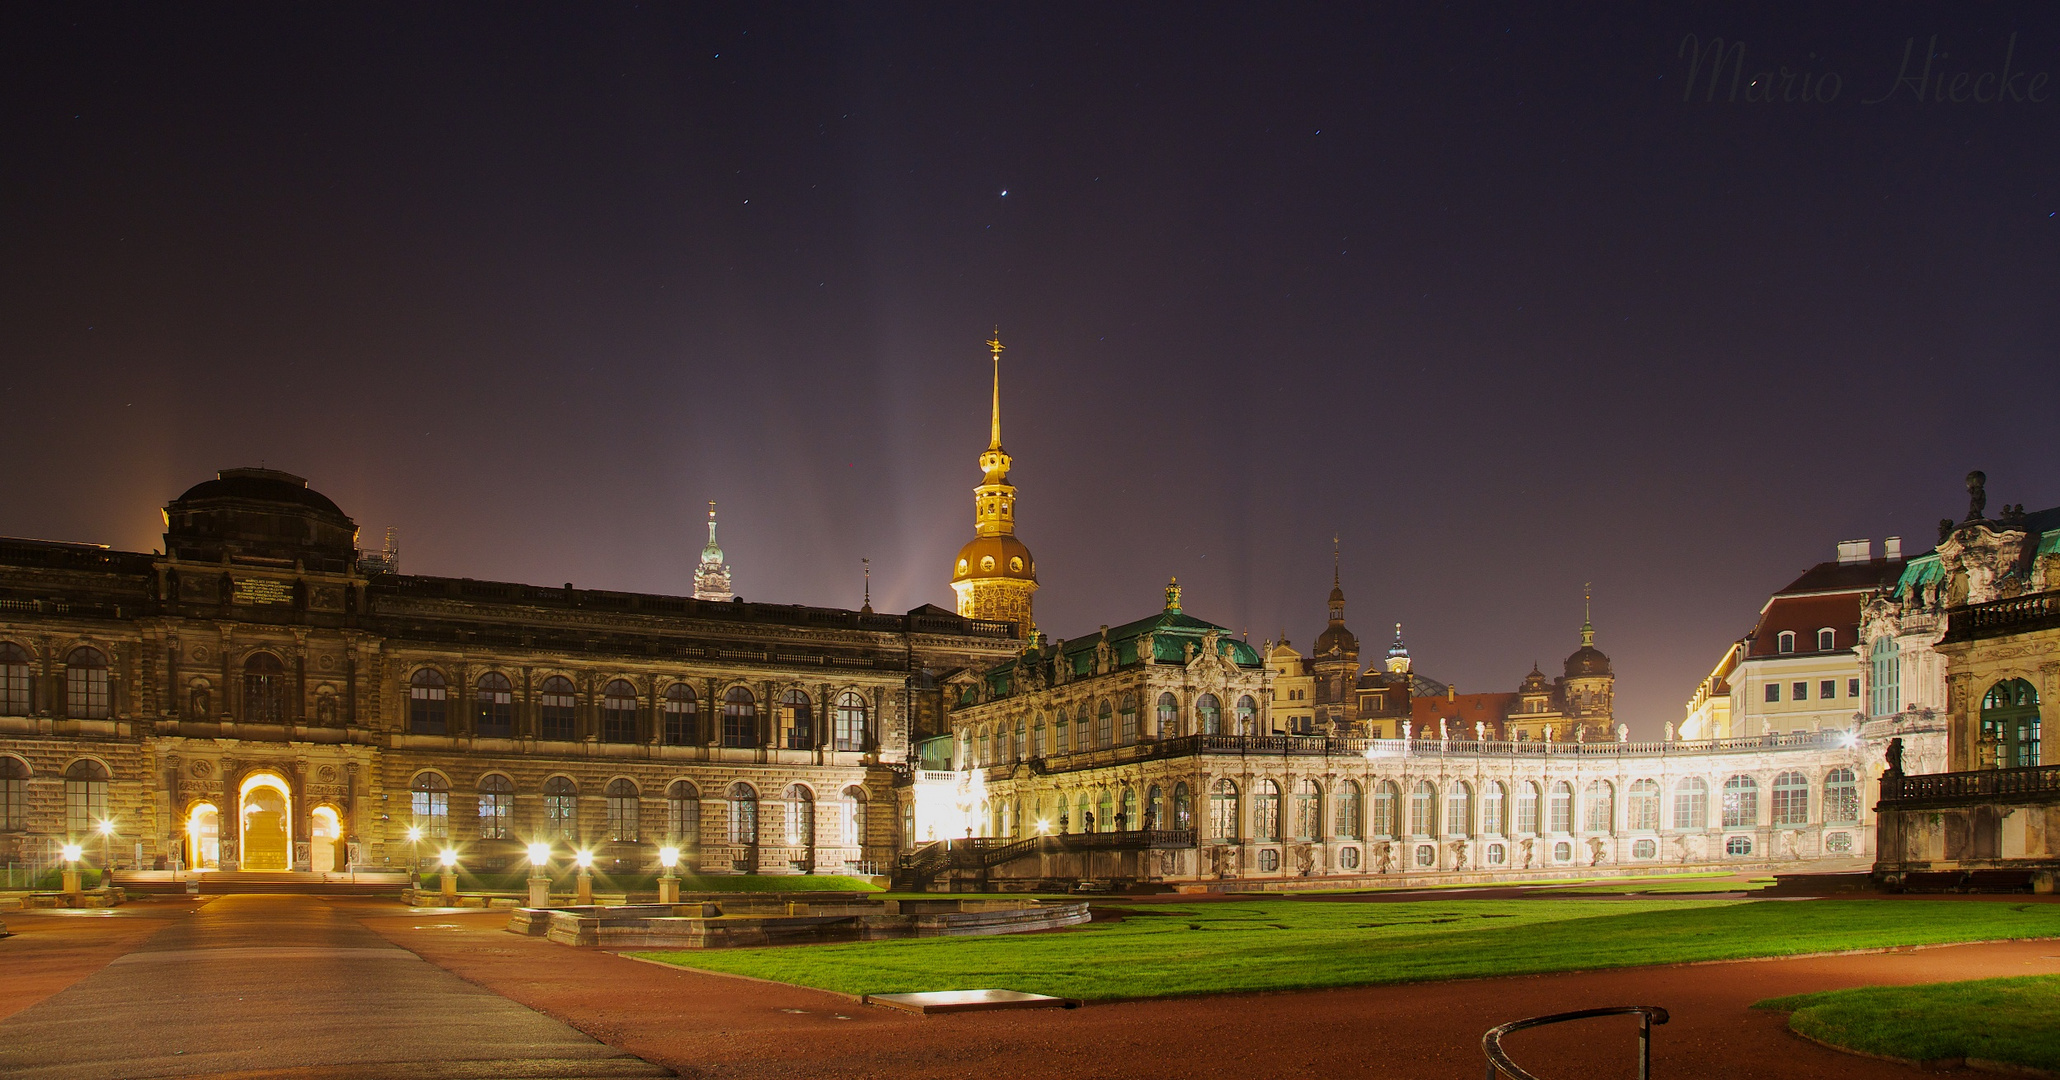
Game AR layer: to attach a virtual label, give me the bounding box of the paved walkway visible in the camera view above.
[0,895,670,1080]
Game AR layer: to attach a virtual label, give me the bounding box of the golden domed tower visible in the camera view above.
[950,333,1037,637]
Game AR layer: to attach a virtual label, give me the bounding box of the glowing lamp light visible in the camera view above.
[61,843,84,862]
[405,826,423,843]
[1839,731,1861,749]
[1035,819,1051,835]
[439,848,458,869]
[575,850,594,870]
[527,842,552,866]
[658,846,680,869]
[97,819,116,837]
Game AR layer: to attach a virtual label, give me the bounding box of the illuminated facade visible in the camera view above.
[0,469,1018,876]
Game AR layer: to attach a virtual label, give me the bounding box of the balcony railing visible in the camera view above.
[1944,589,2060,642]
[1880,762,2060,807]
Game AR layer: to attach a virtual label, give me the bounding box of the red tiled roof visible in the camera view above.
[1412,692,1518,726]
[1746,592,1863,658]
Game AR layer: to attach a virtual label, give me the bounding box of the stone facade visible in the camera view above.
[0,470,1019,876]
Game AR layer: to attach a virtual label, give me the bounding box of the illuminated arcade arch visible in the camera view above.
[238,771,293,871]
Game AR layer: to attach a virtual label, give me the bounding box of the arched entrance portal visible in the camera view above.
[310,805,342,872]
[238,773,292,871]
[187,803,220,870]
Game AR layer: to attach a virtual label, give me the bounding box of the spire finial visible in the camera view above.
[1332,533,1340,586]
[1165,576,1182,613]
[861,557,872,614]
[987,328,1005,451]
[1581,582,1595,648]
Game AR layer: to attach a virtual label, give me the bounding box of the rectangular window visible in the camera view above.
[411,790,449,839]
[1516,788,1539,834]
[668,796,700,847]
[606,796,638,842]
[67,780,108,835]
[1820,680,1837,701]
[0,775,23,830]
[540,693,576,741]
[1792,682,1809,701]
[544,794,577,840]
[478,793,510,839]
[1,660,31,715]
[1765,684,1781,703]
[1847,678,1860,698]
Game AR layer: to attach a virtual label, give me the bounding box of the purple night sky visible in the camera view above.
[2,5,2057,733]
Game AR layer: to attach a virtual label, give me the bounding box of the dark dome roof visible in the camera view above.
[1564,645,1611,679]
[172,468,347,519]
[1313,622,1358,657]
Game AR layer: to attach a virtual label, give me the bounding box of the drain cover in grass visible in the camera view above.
[862,990,1082,1014]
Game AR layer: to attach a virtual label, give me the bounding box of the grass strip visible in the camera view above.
[636,897,2060,1001]
[1756,974,2060,1071]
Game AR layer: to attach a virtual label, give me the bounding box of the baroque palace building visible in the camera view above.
[0,468,1020,876]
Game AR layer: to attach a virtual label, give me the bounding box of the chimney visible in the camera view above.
[1835,539,1872,565]
[1883,536,1902,561]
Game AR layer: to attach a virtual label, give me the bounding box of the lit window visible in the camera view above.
[410,772,450,838]
[834,691,866,751]
[1209,780,1238,840]
[1252,780,1281,841]
[477,774,513,838]
[1721,775,1758,828]
[542,776,578,841]
[1771,771,1808,826]
[1157,693,1179,736]
[1628,779,1661,831]
[779,689,813,750]
[1333,780,1361,839]
[1196,693,1222,735]
[785,785,814,847]
[726,783,757,845]
[1823,768,1860,824]
[1295,779,1322,840]
[604,778,639,841]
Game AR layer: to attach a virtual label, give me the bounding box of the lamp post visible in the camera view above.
[60,842,83,903]
[657,846,680,905]
[438,848,458,906]
[575,849,594,906]
[97,818,116,874]
[527,842,552,908]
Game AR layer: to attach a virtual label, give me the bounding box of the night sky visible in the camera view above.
[4,5,2057,733]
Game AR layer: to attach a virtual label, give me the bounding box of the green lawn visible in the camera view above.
[1757,975,2060,1071]
[636,898,2060,1001]
[1551,876,1774,896]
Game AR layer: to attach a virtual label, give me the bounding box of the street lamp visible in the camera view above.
[574,849,594,906]
[405,825,422,874]
[438,848,458,906]
[97,819,116,874]
[526,842,552,909]
[657,845,681,905]
[60,842,84,901]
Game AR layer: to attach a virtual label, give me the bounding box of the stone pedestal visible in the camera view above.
[528,873,551,908]
[658,874,679,904]
[61,868,80,902]
[439,869,457,906]
[576,871,593,905]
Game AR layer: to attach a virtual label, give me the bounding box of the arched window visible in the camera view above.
[1673,777,1708,829]
[1816,628,1836,651]
[64,759,108,836]
[1772,771,1809,826]
[1295,779,1322,840]
[1481,781,1506,836]
[1583,781,1614,832]
[1095,700,1114,748]
[1031,714,1046,757]
[977,725,992,765]
[476,673,514,737]
[1119,694,1140,743]
[0,756,27,830]
[1628,779,1661,830]
[1824,768,1860,824]
[242,652,286,724]
[785,785,814,847]
[408,669,448,735]
[1209,779,1239,840]
[1372,781,1399,837]
[410,772,450,838]
[1053,709,1069,755]
[66,646,109,719]
[542,776,578,841]
[1173,781,1193,830]
[1196,694,1223,736]
[1548,782,1574,833]
[1157,693,1179,737]
[832,691,866,751]
[1776,630,1796,654]
[539,676,576,740]
[726,782,758,845]
[1121,786,1138,831]
[1146,784,1165,830]
[1869,636,1901,717]
[664,683,698,746]
[1721,775,1758,828]
[1334,780,1362,839]
[1516,782,1541,834]
[841,786,866,847]
[1446,781,1473,838]
[599,680,638,744]
[1409,781,1438,836]
[667,780,700,847]
[1981,678,2042,768]
[0,642,30,715]
[603,778,640,841]
[1096,789,1114,832]
[723,686,758,748]
[780,689,813,750]
[1014,717,1027,760]
[1235,695,1257,735]
[477,774,513,838]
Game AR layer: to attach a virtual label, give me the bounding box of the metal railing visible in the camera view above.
[1483,1005,1669,1080]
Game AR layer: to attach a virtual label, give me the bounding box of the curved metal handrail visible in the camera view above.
[1482,1005,1669,1080]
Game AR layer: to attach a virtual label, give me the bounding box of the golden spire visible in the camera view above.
[987,329,1005,451]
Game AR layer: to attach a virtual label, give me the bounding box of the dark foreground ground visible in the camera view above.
[2,889,2054,1079]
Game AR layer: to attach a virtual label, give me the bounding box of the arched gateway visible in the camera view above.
[238,772,293,871]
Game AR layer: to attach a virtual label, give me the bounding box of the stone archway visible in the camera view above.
[186,802,221,870]
[238,772,293,871]
[309,805,342,873]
